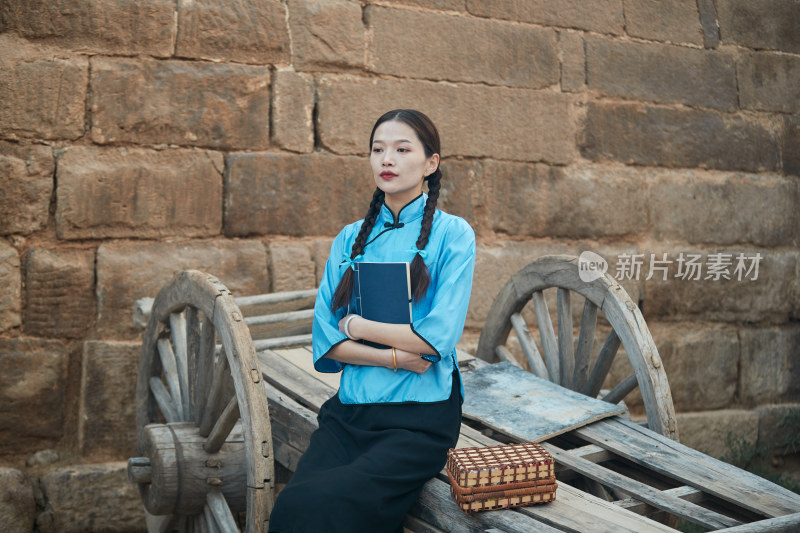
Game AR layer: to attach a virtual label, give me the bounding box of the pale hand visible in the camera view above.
[395,348,431,374]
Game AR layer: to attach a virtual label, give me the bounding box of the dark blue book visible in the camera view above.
[353,262,412,349]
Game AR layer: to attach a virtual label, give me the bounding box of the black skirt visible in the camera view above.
[268,371,462,533]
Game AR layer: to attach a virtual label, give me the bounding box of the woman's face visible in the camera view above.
[370,119,439,212]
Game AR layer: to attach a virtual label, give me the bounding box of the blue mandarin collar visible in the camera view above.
[379,193,427,226]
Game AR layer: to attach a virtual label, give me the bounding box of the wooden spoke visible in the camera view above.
[206,491,240,533]
[195,315,216,424]
[509,313,548,379]
[585,330,622,399]
[204,395,240,454]
[157,337,184,418]
[185,307,201,421]
[556,288,575,389]
[149,376,179,423]
[203,503,222,533]
[199,350,232,437]
[531,290,560,383]
[602,373,639,405]
[573,299,598,394]
[170,311,191,420]
[495,345,523,368]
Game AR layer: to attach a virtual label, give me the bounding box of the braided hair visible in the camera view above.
[331,109,442,313]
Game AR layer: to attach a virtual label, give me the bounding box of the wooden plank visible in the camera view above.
[517,481,677,533]
[542,442,741,529]
[716,512,800,532]
[575,418,800,518]
[410,477,564,533]
[614,485,701,514]
[288,346,342,390]
[252,334,313,351]
[257,349,336,411]
[461,363,625,442]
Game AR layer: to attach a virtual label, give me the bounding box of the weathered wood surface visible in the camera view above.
[474,255,678,439]
[261,349,685,533]
[460,362,625,442]
[574,418,800,518]
[135,271,274,533]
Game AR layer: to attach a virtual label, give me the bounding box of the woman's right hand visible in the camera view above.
[393,348,432,374]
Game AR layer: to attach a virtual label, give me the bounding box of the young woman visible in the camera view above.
[268,109,476,533]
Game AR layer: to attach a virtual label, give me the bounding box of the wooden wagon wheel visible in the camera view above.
[129,270,274,532]
[476,255,678,440]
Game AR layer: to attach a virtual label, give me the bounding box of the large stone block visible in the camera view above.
[648,170,800,247]
[676,409,759,459]
[0,36,87,141]
[0,142,54,236]
[39,462,144,533]
[96,240,268,339]
[437,159,480,229]
[739,326,800,406]
[580,102,781,172]
[79,341,139,458]
[756,403,800,456]
[466,0,624,34]
[268,241,317,292]
[176,0,289,64]
[716,0,800,54]
[559,30,585,92]
[311,238,334,286]
[0,338,69,454]
[478,162,646,240]
[317,75,576,164]
[648,323,739,411]
[90,57,271,150]
[272,70,315,153]
[224,152,371,237]
[0,467,35,533]
[642,248,798,323]
[0,0,174,56]
[624,0,704,45]
[288,0,364,71]
[367,6,558,88]
[366,0,466,10]
[738,52,800,114]
[784,115,800,177]
[24,248,95,339]
[586,37,737,110]
[56,146,223,240]
[0,240,21,333]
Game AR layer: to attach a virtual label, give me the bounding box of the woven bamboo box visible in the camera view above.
[446,442,557,513]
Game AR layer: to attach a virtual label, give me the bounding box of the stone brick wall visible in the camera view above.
[1,0,798,529]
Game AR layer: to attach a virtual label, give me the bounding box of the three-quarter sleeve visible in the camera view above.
[411,219,476,362]
[311,231,351,373]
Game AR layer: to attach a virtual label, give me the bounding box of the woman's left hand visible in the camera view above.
[338,314,361,340]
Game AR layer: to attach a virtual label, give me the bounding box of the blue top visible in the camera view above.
[312,193,476,404]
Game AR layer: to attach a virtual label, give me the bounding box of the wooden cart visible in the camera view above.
[129,255,800,532]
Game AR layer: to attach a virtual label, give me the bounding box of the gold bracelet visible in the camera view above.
[391,347,397,372]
